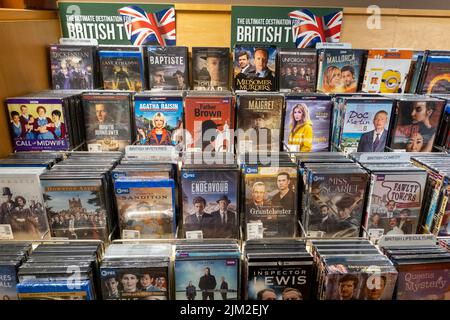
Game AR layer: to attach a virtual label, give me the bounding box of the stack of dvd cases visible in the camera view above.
[416,50,450,95]
[6,91,85,152]
[312,239,398,300]
[100,243,171,300]
[410,154,450,236]
[180,159,240,239]
[241,152,298,239]
[433,95,450,152]
[243,239,313,300]
[114,152,178,240]
[174,240,240,300]
[0,242,32,299]
[16,241,103,300]
[381,240,450,300]
[81,91,135,152]
[295,152,353,230]
[302,159,369,238]
[40,152,121,242]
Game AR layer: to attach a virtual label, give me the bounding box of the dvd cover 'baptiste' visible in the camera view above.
[147,46,189,90]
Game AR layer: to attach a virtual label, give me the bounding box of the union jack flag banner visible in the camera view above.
[118,6,176,47]
[289,9,343,48]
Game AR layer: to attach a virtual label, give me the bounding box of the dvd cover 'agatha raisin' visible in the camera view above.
[134,94,184,148]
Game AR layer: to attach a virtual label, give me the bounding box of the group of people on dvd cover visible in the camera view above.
[49,209,107,240]
[184,195,237,238]
[104,272,168,300]
[52,58,92,90]
[10,105,65,141]
[368,200,415,235]
[0,187,46,238]
[280,66,315,91]
[185,267,231,300]
[323,64,358,93]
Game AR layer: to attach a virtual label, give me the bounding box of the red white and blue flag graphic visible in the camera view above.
[289,9,343,48]
[118,6,176,47]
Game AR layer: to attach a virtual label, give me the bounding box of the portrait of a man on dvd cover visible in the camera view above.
[192,47,230,91]
[147,46,188,90]
[82,94,132,152]
[244,166,297,239]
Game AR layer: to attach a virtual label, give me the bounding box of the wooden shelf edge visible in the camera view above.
[0,9,58,21]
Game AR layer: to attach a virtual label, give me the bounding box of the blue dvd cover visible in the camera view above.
[16,280,94,300]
